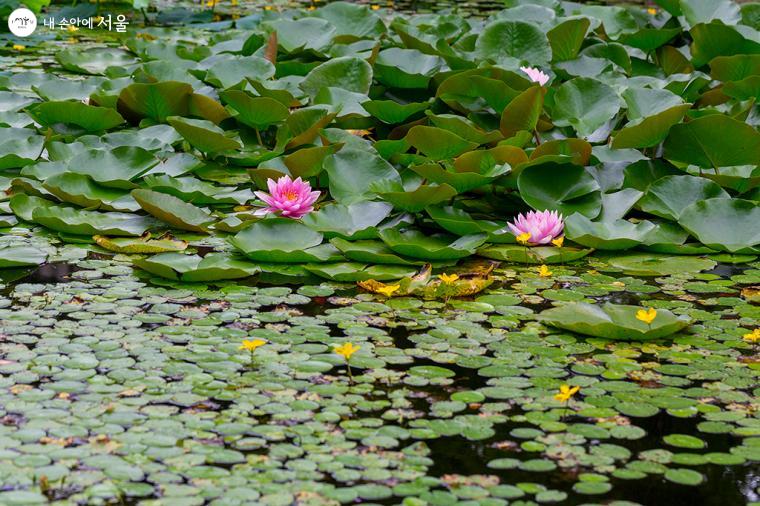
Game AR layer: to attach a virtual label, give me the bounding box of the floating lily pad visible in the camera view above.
[538,303,691,340]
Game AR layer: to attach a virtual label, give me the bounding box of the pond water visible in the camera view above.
[0,232,756,505]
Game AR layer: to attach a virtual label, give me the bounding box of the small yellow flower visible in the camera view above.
[264,4,272,10]
[334,342,360,360]
[206,0,218,6]
[376,284,400,297]
[307,5,315,10]
[240,339,266,352]
[551,236,564,248]
[371,4,380,10]
[12,44,25,51]
[554,384,580,402]
[516,232,532,245]
[636,307,657,325]
[67,24,79,32]
[93,15,104,23]
[231,0,238,5]
[647,7,658,15]
[537,265,552,277]
[743,328,760,343]
[438,273,459,284]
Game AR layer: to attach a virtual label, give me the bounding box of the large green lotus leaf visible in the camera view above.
[690,22,760,68]
[313,87,371,120]
[378,229,487,260]
[640,221,717,254]
[0,92,38,113]
[518,162,602,218]
[264,17,336,54]
[622,159,682,192]
[132,189,214,233]
[538,303,691,340]
[101,124,182,152]
[134,252,260,281]
[547,17,590,62]
[427,114,502,145]
[0,246,47,268]
[530,138,592,167]
[330,238,423,265]
[475,20,551,67]
[578,5,638,38]
[637,175,730,221]
[56,47,136,75]
[612,105,690,149]
[551,77,623,138]
[43,173,140,212]
[565,213,656,250]
[301,201,393,240]
[94,234,188,254]
[663,115,760,169]
[142,174,252,205]
[117,81,193,124]
[618,27,681,52]
[683,164,760,193]
[599,252,717,276]
[0,135,45,170]
[305,262,416,282]
[436,68,521,114]
[67,146,159,189]
[622,88,684,122]
[680,0,740,28]
[168,116,241,154]
[324,148,402,204]
[426,205,511,243]
[285,105,337,148]
[410,163,508,193]
[204,56,275,89]
[500,85,544,139]
[26,101,124,133]
[380,184,457,213]
[678,198,760,253]
[361,100,430,124]
[312,1,385,37]
[231,218,341,263]
[31,206,156,237]
[405,126,479,160]
[597,188,643,223]
[301,56,373,97]
[477,244,593,264]
[254,145,340,183]
[9,194,56,222]
[220,91,289,130]
[375,48,442,89]
[710,54,760,83]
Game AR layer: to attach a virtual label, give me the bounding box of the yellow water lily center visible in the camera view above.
[334,342,360,361]
[636,307,657,325]
[554,384,580,402]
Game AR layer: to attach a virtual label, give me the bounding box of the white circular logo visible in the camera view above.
[8,8,37,37]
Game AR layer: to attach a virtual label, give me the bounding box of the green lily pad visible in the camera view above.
[538,302,691,340]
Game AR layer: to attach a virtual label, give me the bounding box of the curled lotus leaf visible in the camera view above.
[94,233,188,254]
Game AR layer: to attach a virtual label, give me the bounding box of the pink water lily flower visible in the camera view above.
[508,210,564,245]
[254,175,320,219]
[520,66,550,86]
